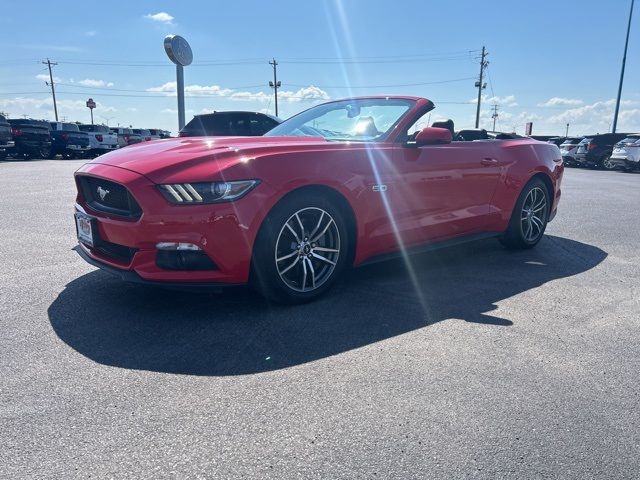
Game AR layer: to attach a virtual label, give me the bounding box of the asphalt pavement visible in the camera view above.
[1,159,638,479]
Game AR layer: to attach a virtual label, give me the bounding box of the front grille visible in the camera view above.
[77,176,142,219]
[93,240,136,264]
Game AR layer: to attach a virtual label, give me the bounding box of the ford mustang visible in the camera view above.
[74,96,563,303]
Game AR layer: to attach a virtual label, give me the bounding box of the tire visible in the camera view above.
[601,154,615,170]
[251,191,349,304]
[500,177,549,250]
[47,147,56,159]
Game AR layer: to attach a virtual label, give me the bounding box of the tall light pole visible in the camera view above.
[612,0,634,133]
[164,35,193,131]
[269,58,281,117]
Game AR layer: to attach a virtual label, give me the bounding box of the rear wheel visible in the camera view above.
[251,192,349,304]
[500,178,549,250]
[601,154,615,170]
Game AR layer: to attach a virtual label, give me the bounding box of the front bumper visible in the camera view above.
[75,244,233,290]
[0,140,15,151]
[608,155,629,168]
[573,153,594,166]
[67,144,91,151]
[74,163,269,285]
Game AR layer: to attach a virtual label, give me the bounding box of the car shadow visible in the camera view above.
[48,235,606,376]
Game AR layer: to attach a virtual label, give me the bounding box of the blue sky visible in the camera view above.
[1,0,638,135]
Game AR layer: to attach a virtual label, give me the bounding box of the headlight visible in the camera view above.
[158,180,259,204]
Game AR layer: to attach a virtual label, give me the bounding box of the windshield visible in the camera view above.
[265,98,415,141]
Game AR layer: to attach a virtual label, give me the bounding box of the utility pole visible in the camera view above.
[474,46,488,128]
[565,123,570,138]
[491,104,499,131]
[612,0,634,133]
[269,58,281,117]
[42,58,59,121]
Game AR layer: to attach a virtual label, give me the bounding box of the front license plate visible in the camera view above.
[75,212,95,247]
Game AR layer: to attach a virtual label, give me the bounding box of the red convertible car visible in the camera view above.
[74,96,563,303]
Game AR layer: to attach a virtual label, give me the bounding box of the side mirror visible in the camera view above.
[414,127,452,146]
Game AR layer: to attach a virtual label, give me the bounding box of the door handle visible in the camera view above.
[481,157,499,166]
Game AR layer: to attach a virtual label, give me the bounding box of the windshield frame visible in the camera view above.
[265,97,418,143]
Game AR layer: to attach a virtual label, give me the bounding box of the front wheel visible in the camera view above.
[500,178,549,250]
[251,192,349,304]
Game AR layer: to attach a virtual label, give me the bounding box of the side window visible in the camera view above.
[230,115,251,136]
[250,115,277,135]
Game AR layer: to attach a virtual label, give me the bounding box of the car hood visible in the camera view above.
[87,136,330,184]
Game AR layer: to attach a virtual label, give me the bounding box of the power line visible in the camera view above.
[286,77,476,89]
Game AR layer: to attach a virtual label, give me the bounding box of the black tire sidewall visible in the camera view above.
[251,192,349,304]
[502,177,549,249]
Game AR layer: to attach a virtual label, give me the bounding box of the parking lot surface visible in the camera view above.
[1,159,639,479]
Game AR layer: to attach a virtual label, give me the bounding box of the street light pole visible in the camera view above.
[269,58,281,117]
[612,0,634,133]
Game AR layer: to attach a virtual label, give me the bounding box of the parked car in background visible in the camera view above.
[574,133,629,170]
[178,111,281,137]
[546,137,567,147]
[49,122,90,158]
[160,130,172,138]
[147,129,162,140]
[110,127,143,148]
[530,135,557,143]
[609,134,640,171]
[0,114,14,160]
[133,128,152,141]
[8,119,51,159]
[78,124,118,157]
[559,137,584,167]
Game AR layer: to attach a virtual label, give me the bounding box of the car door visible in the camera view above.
[392,140,503,241]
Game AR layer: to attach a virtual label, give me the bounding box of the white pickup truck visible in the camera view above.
[78,124,118,157]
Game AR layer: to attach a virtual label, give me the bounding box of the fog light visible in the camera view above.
[156,242,201,251]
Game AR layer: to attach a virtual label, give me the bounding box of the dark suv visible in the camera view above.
[0,114,13,159]
[179,111,281,137]
[8,119,52,159]
[574,133,630,170]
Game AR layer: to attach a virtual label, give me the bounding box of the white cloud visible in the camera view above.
[84,30,97,37]
[538,97,584,107]
[547,99,640,131]
[0,97,116,119]
[144,12,174,24]
[146,82,329,103]
[279,86,330,103]
[127,107,138,112]
[469,94,518,107]
[35,74,114,88]
[77,79,114,88]
[35,73,61,83]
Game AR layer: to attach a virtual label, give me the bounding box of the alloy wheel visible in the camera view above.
[602,155,615,170]
[520,187,547,242]
[274,207,340,292]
